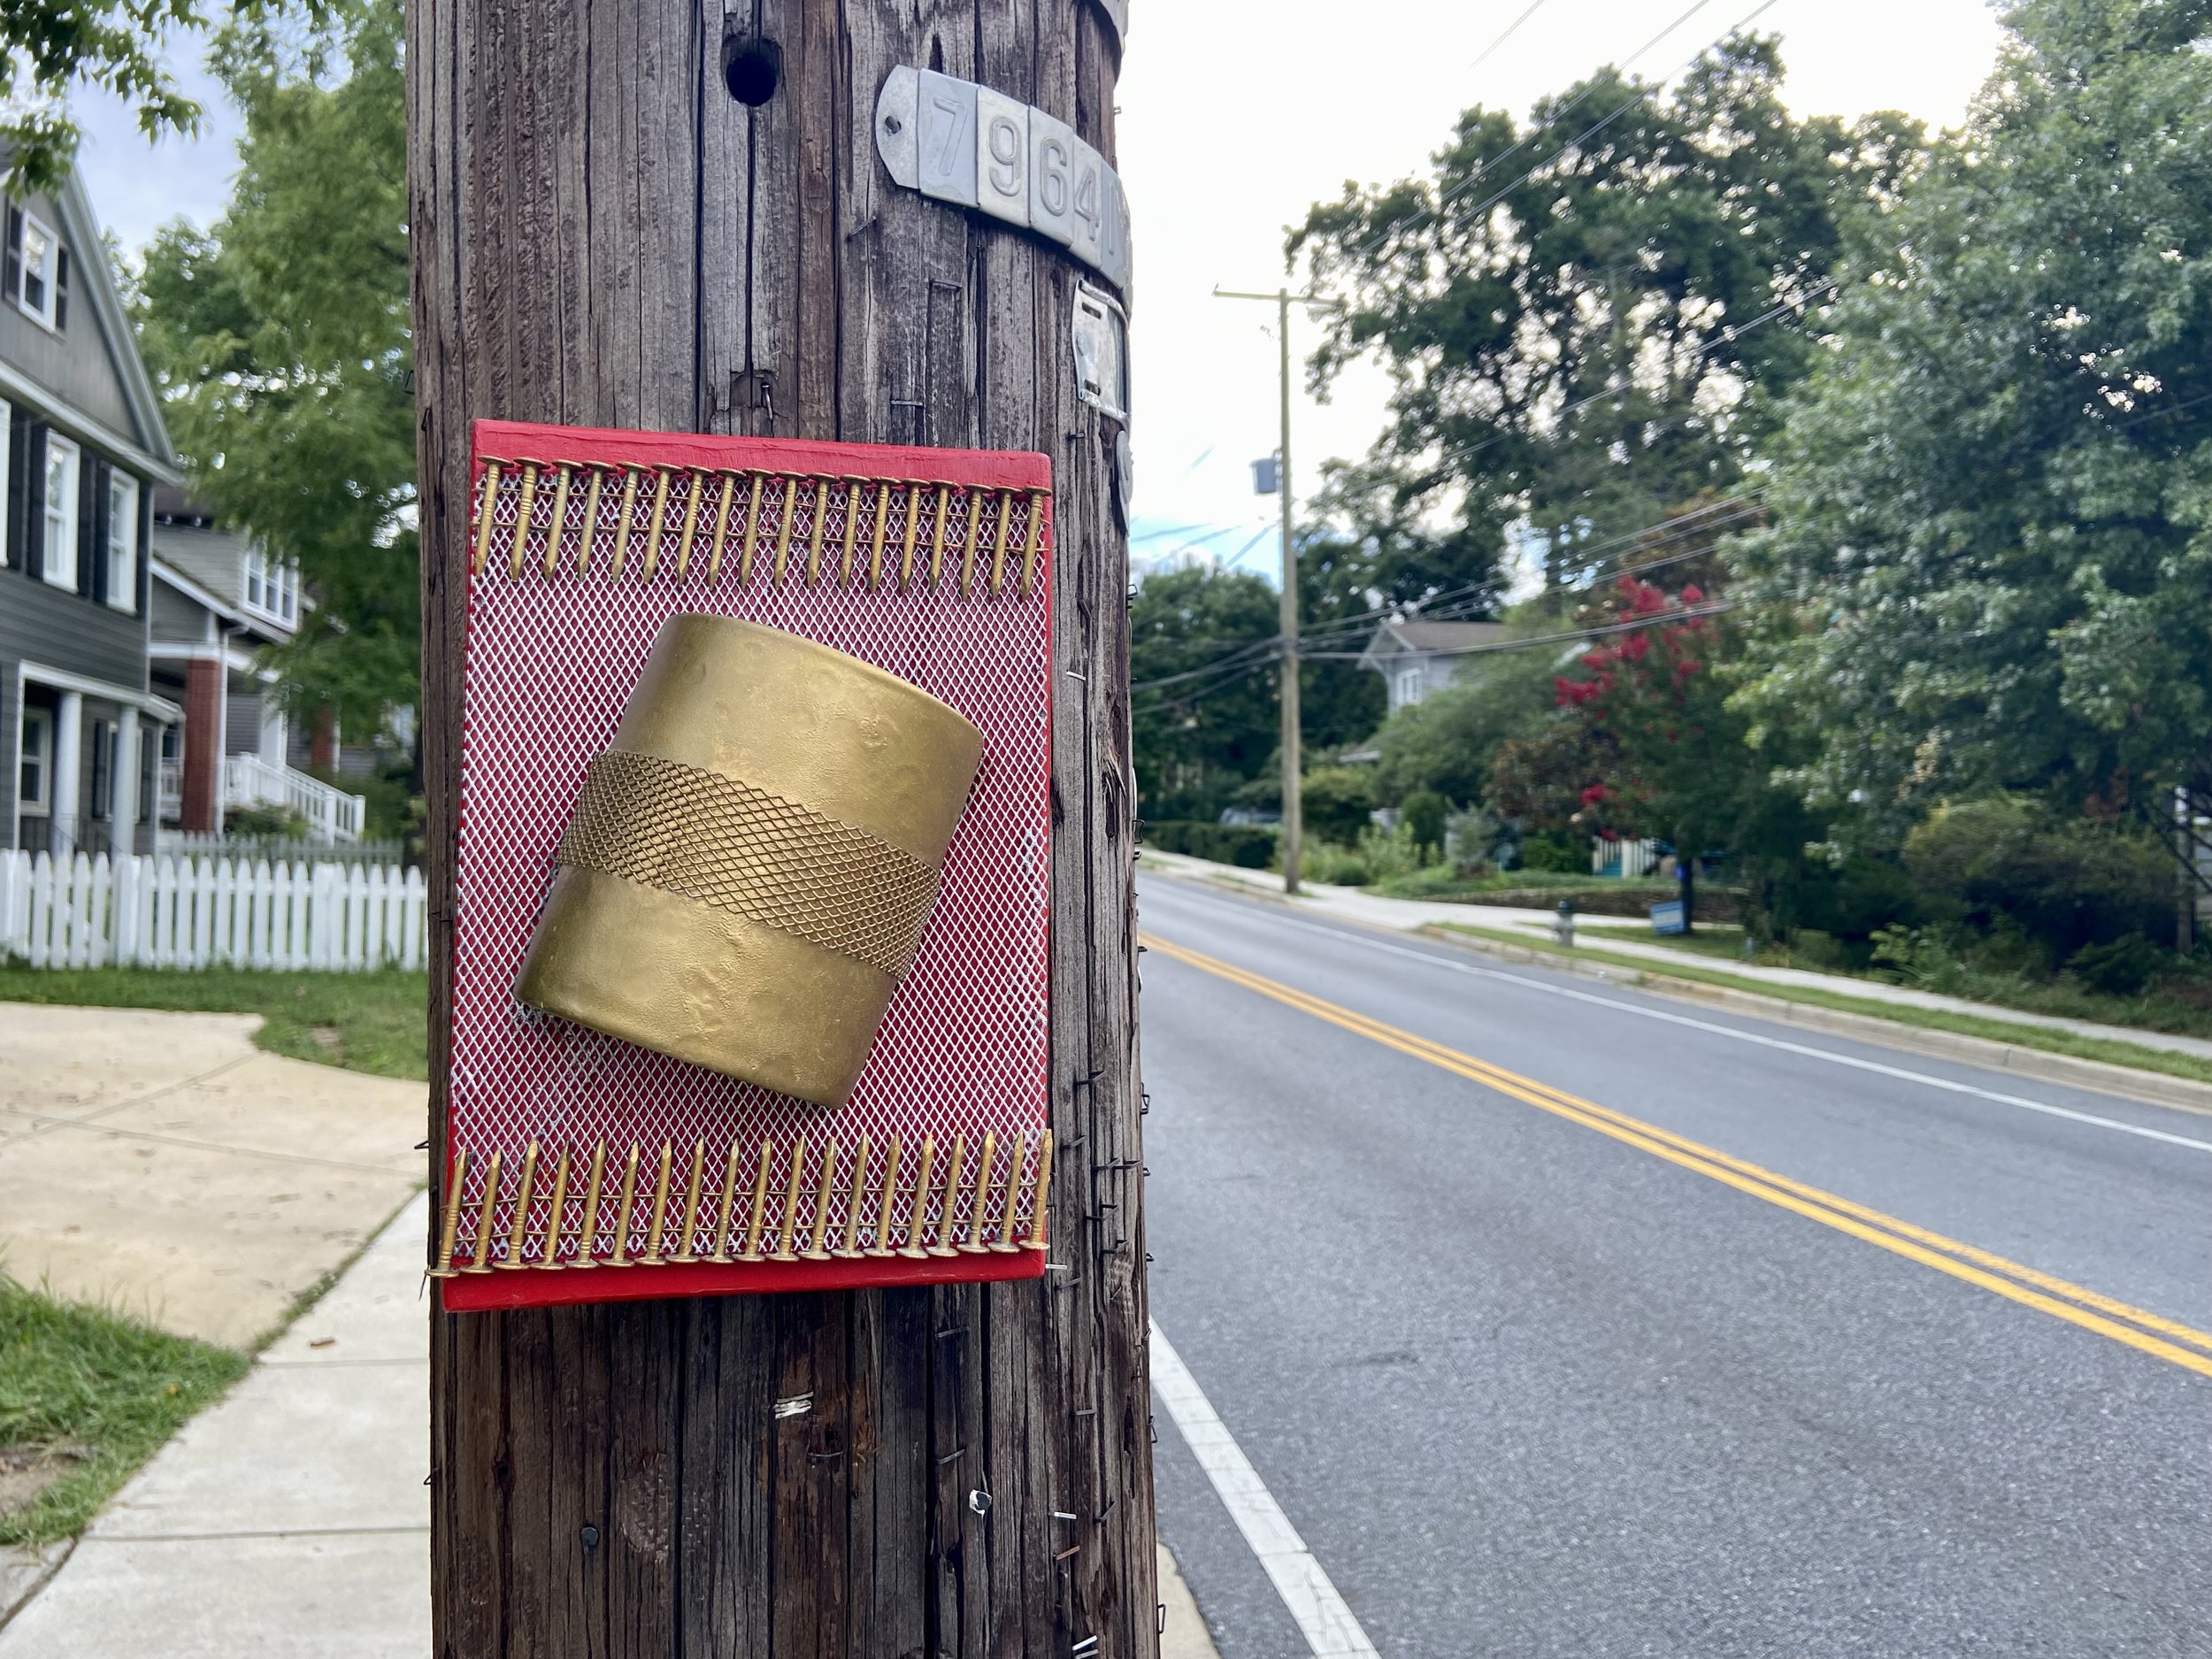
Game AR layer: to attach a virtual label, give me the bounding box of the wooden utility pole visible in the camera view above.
[1215,285,1339,895]
[1271,288,1302,896]
[409,5,1154,1655]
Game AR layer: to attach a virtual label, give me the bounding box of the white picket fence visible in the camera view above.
[1593,836,1663,879]
[0,850,427,972]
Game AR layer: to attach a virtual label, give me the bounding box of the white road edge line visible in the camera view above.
[1159,886,2212,1156]
[1149,1321,1380,1659]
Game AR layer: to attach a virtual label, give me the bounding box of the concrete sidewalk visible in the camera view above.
[0,1183,1224,1658]
[1141,849,2212,1064]
[0,1193,432,1658]
[0,1003,426,1348]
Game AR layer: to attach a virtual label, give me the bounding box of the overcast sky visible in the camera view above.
[67,0,2008,584]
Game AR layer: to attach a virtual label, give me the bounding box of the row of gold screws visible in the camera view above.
[471,460,1048,597]
[433,1133,1053,1273]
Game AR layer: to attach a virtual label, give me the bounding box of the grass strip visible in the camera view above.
[0,1280,250,1547]
[1574,920,2212,1041]
[1429,922,2212,1089]
[0,965,427,1080]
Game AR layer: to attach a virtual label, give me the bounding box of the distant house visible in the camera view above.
[0,169,184,858]
[1356,619,1508,713]
[149,492,365,841]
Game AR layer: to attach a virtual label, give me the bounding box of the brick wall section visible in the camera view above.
[181,657,221,832]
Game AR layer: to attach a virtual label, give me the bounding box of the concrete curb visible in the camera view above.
[1416,925,2212,1120]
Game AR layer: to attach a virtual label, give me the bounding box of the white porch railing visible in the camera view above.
[1593,836,1663,879]
[223,753,368,841]
[0,850,426,972]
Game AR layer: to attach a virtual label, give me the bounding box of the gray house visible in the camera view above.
[148,491,365,841]
[1357,618,1509,713]
[0,170,183,858]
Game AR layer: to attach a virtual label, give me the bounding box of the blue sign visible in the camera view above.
[1649,900,1687,936]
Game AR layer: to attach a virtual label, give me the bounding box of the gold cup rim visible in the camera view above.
[663,613,981,745]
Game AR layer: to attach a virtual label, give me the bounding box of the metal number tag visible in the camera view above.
[1067,138,1107,267]
[1027,111,1078,248]
[977,87,1031,227]
[876,67,1132,293]
[917,70,979,207]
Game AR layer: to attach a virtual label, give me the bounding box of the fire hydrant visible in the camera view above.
[1552,898,1575,949]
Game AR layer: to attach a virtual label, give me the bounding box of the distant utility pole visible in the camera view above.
[1214,285,1340,895]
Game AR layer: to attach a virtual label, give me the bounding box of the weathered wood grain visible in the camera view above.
[411,3,1151,1653]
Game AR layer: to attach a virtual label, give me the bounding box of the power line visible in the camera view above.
[1217,519,1284,572]
[1131,491,1770,697]
[1137,597,1746,718]
[1132,650,1281,708]
[1444,277,1834,471]
[1129,519,1226,542]
[2105,386,2212,432]
[1350,0,1786,265]
[1292,487,1770,651]
[1468,0,1551,73]
[1133,486,1770,691]
[1303,600,1740,662]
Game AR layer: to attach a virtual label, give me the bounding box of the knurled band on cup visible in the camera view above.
[557,749,943,978]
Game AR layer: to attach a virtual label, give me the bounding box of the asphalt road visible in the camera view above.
[1138,873,2212,1658]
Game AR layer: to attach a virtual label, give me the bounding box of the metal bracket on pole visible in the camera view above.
[875,66,1132,293]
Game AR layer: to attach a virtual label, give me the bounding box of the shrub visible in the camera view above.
[1905,795,2175,956]
[1517,833,1585,873]
[1141,820,1277,869]
[224,803,311,838]
[2067,933,2166,997]
[1302,767,1375,845]
[1402,790,1448,862]
[1299,842,1372,887]
[1797,853,1923,944]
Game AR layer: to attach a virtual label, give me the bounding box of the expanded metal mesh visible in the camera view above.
[444,437,1052,1302]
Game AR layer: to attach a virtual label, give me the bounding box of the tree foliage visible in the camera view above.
[1130,565,1281,821]
[1735,0,2212,834]
[1555,579,1753,859]
[1292,32,1921,597]
[0,3,335,193]
[1294,532,1391,749]
[135,0,414,730]
[1370,613,1558,805]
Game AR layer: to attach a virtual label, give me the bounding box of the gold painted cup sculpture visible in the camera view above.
[515,614,984,1108]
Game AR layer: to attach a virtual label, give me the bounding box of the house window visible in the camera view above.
[242,548,299,626]
[7,205,65,330]
[42,433,78,589]
[105,472,138,611]
[18,705,51,811]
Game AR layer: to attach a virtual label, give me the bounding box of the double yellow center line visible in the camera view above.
[1141,931,2212,1380]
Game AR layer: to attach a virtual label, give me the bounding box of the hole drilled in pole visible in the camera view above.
[723,32,782,106]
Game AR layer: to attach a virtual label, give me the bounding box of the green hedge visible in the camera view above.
[1142,820,1279,869]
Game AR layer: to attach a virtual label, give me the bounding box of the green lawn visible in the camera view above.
[1575,919,2212,1043]
[0,965,428,1080]
[1368,865,1682,907]
[1431,920,2212,1089]
[0,1280,250,1546]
